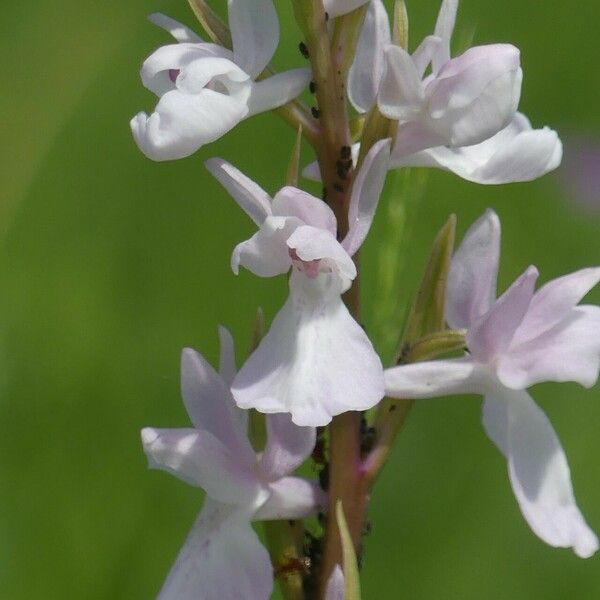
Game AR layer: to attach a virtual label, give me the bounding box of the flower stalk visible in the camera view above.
[291,1,371,593]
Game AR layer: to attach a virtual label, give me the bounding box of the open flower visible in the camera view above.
[206,139,390,426]
[131,5,310,161]
[385,210,600,557]
[344,0,561,183]
[142,328,322,599]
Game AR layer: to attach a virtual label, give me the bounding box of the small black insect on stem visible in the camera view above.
[299,41,309,59]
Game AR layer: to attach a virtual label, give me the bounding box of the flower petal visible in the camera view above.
[412,35,442,79]
[391,121,448,158]
[497,306,600,389]
[324,565,345,600]
[181,348,254,461]
[323,0,371,18]
[254,477,326,520]
[140,43,231,97]
[130,88,248,161]
[218,326,250,435]
[218,325,237,386]
[141,427,261,504]
[231,215,298,276]
[148,13,204,43]
[471,122,562,184]
[511,267,600,346]
[432,0,458,74]
[232,271,385,426]
[348,0,391,113]
[378,45,425,121]
[392,113,563,185]
[445,209,501,330]
[272,186,337,234]
[205,157,272,226]
[482,391,598,558]
[385,357,487,399]
[177,56,250,94]
[422,47,523,149]
[287,226,357,281]
[430,45,521,114]
[157,500,273,600]
[342,138,391,256]
[247,69,312,116]
[229,0,279,78]
[259,413,316,480]
[468,266,538,362]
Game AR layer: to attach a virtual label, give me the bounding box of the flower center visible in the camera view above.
[289,248,324,279]
[168,69,180,83]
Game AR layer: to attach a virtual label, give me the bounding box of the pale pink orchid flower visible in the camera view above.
[344,0,561,183]
[141,328,323,599]
[131,6,310,161]
[206,139,390,426]
[385,210,600,558]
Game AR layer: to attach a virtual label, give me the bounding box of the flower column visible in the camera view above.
[290,0,370,593]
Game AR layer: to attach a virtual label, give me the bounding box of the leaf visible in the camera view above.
[400,214,456,350]
[392,0,409,49]
[187,0,232,47]
[336,500,361,600]
[286,125,303,187]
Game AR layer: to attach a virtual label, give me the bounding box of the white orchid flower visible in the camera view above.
[206,139,391,426]
[131,5,311,161]
[343,0,561,183]
[142,328,323,599]
[385,210,600,558]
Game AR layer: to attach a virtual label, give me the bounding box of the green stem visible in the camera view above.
[264,520,306,600]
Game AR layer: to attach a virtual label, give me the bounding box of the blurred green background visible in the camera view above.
[1,0,599,598]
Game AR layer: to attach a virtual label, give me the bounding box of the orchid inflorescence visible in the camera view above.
[131,0,599,598]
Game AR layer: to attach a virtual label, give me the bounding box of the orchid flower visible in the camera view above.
[385,210,600,558]
[130,6,310,161]
[344,0,561,183]
[206,139,390,426]
[141,328,323,599]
